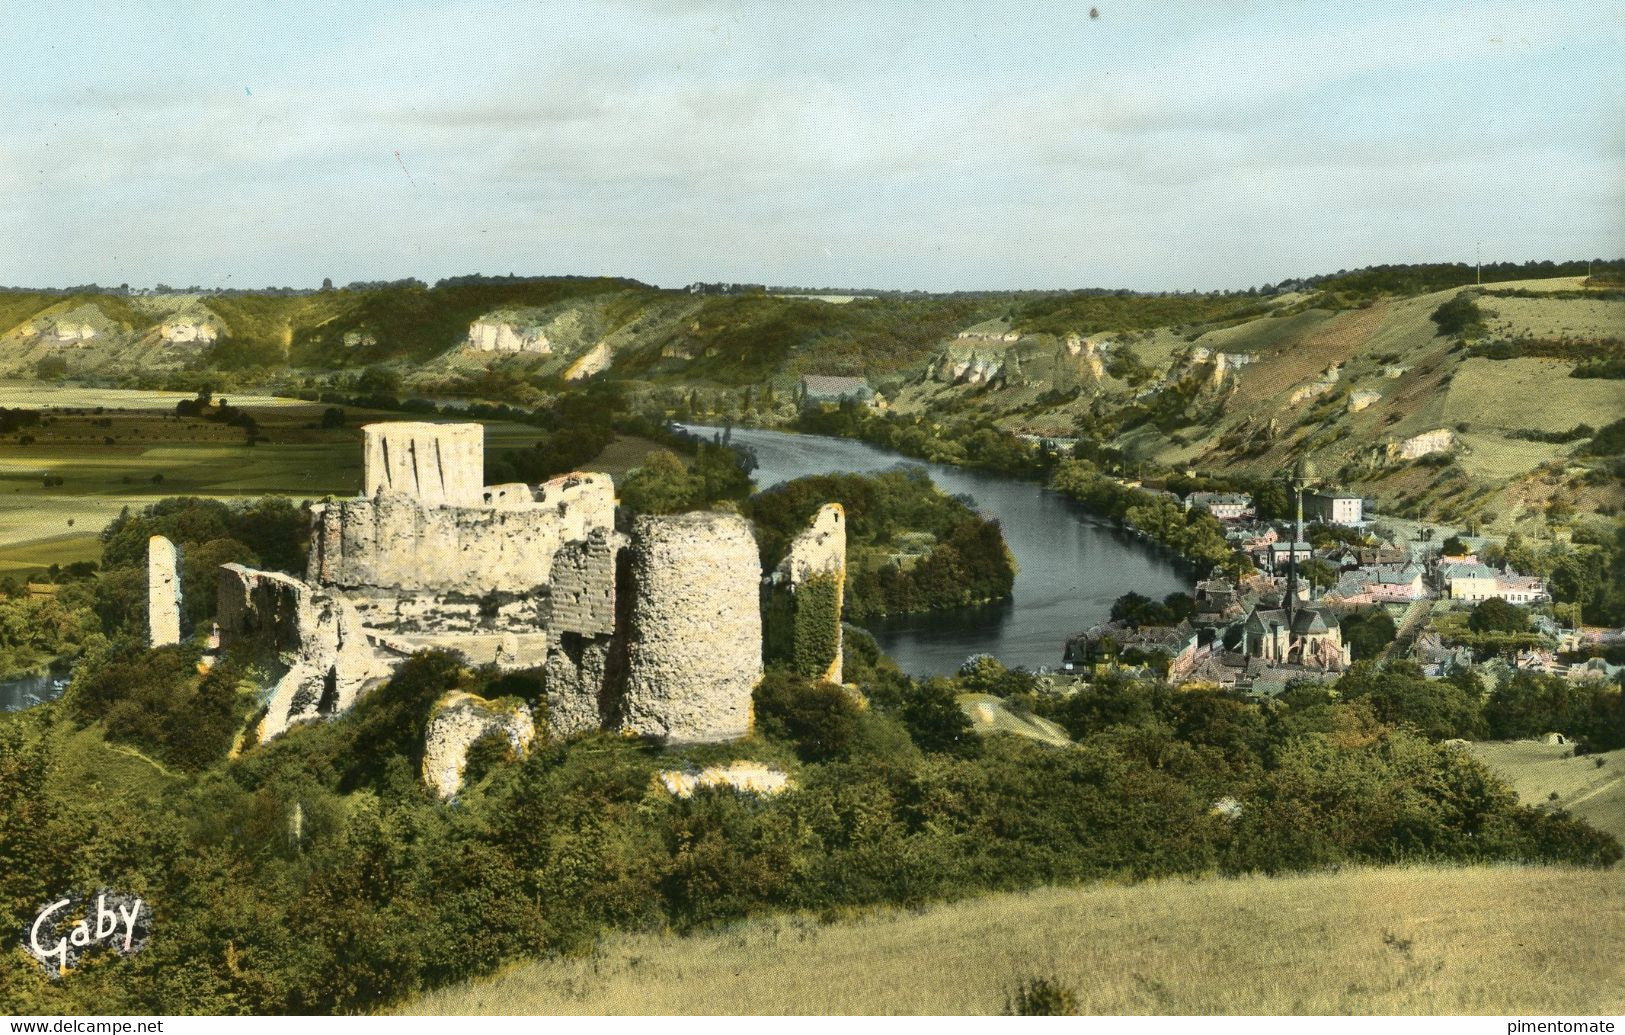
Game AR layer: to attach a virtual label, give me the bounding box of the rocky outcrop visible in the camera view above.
[655,762,790,798]
[928,342,1013,385]
[216,564,389,742]
[466,319,552,354]
[564,341,612,380]
[309,470,615,595]
[1288,363,1343,405]
[158,320,219,344]
[1390,428,1457,461]
[147,535,182,647]
[362,422,485,507]
[621,512,763,744]
[421,691,535,799]
[1348,390,1382,413]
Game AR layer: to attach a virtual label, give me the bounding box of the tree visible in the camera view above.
[1340,608,1398,661]
[902,678,980,757]
[1469,597,1528,635]
[1442,535,1468,556]
[752,671,859,762]
[1334,660,1483,740]
[617,450,698,514]
[1299,558,1339,591]
[1430,293,1485,338]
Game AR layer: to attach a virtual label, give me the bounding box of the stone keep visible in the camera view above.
[362,422,484,507]
[147,535,182,647]
[777,503,848,684]
[621,512,763,744]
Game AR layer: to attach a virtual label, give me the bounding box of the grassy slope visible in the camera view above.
[402,864,1624,1015]
[1471,742,1625,844]
[959,693,1073,747]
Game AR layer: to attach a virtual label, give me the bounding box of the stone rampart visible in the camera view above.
[217,564,388,741]
[307,472,614,595]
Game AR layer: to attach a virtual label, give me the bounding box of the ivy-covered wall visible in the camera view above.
[791,571,842,681]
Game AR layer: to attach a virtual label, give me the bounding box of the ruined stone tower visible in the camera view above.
[362,421,484,507]
[620,512,764,744]
[147,535,182,648]
[776,503,847,684]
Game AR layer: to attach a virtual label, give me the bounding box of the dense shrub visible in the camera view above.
[752,671,860,762]
[5,638,1620,1015]
[1430,293,1486,338]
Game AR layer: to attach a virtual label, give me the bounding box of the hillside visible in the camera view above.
[883,280,1624,533]
[402,864,1624,1015]
[1,264,1619,534]
[1472,741,1625,844]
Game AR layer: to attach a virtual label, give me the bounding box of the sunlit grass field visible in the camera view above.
[1472,742,1625,844]
[402,864,1623,1015]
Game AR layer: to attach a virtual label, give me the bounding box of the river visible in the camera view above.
[0,664,71,713]
[686,426,1191,676]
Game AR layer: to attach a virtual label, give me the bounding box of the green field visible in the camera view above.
[402,864,1624,1015]
[1443,358,1623,434]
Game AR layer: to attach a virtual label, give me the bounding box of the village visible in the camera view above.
[1058,466,1621,701]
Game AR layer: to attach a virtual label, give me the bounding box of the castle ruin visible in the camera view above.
[191,421,843,778]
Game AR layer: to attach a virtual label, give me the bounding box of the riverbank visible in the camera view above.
[691,425,1190,675]
[0,656,72,712]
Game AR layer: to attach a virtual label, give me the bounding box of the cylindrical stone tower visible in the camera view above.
[621,511,763,743]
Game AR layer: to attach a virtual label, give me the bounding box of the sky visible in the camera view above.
[1,1,1621,292]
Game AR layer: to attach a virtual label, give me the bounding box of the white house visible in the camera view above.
[1306,489,1364,525]
[1186,491,1254,521]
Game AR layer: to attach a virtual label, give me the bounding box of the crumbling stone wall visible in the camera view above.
[421,691,536,799]
[620,512,763,743]
[307,472,615,595]
[544,528,626,737]
[549,527,621,636]
[362,422,484,507]
[147,535,182,648]
[216,563,389,741]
